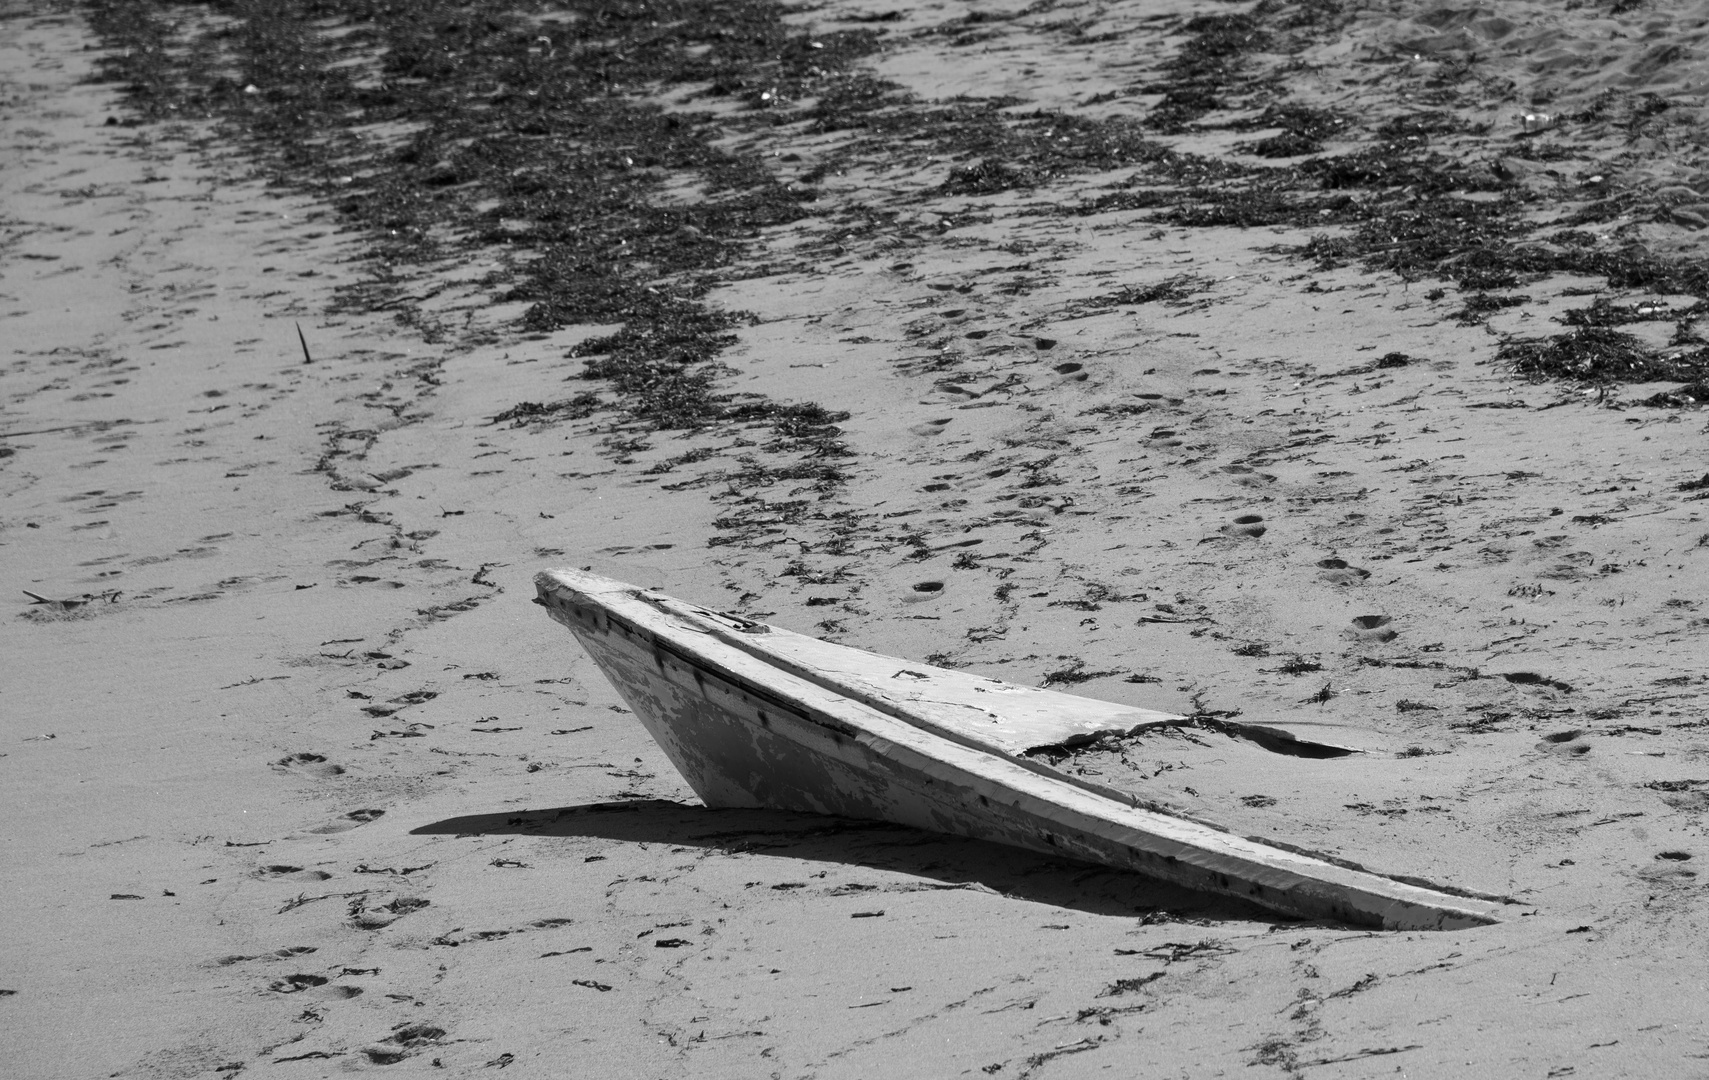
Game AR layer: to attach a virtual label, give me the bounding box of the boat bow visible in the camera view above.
[535,568,1508,931]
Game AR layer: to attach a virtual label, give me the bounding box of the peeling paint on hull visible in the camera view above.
[535,569,1509,931]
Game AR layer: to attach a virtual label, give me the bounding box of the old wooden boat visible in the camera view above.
[534,568,1507,930]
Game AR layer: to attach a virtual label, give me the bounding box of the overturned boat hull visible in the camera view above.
[535,569,1506,930]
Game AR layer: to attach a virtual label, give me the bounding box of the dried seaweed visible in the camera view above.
[1500,328,1708,384]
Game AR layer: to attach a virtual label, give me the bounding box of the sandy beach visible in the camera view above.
[5,0,1709,1076]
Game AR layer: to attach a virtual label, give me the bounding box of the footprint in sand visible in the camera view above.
[216,945,317,966]
[1638,862,1698,886]
[903,580,945,604]
[307,808,386,835]
[1536,729,1591,757]
[1539,551,1595,581]
[256,865,334,882]
[1316,558,1371,586]
[1220,514,1266,538]
[910,418,953,438]
[350,895,431,930]
[1347,614,1397,642]
[350,910,399,930]
[274,752,345,778]
[1652,784,1709,811]
[1220,464,1276,489]
[362,1023,447,1065]
[1149,427,1183,448]
[268,972,363,999]
[1053,361,1088,382]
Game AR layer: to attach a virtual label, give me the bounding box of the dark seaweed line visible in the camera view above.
[80,0,877,476]
[799,1,1709,394]
[79,0,1709,525]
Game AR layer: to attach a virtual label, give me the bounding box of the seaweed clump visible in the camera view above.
[1094,275,1217,307]
[490,394,602,427]
[1640,383,1709,408]
[1146,12,1268,132]
[1499,327,1709,385]
[1235,104,1348,158]
[941,159,1037,196]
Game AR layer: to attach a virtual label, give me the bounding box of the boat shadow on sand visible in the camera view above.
[412,798,1288,924]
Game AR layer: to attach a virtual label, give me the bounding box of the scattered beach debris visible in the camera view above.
[21,589,120,611]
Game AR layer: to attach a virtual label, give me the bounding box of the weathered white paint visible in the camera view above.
[535,568,1508,930]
